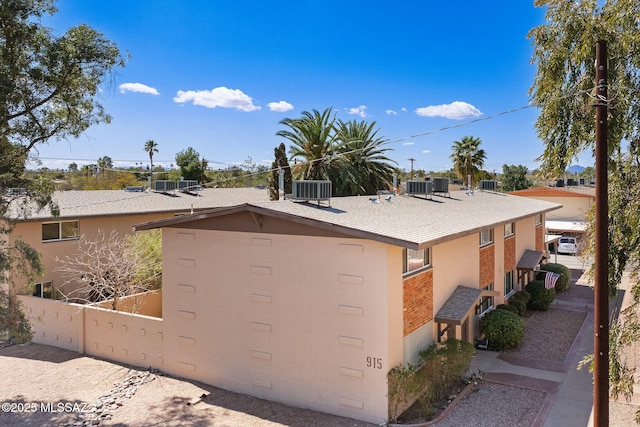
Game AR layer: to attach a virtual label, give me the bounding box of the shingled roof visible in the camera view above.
[135,190,562,249]
[6,187,271,221]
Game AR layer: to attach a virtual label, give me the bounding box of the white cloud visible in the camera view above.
[401,107,407,112]
[415,101,481,120]
[173,87,261,112]
[268,101,294,112]
[346,105,368,118]
[422,150,431,154]
[119,82,160,95]
[386,109,397,116]
[402,141,414,146]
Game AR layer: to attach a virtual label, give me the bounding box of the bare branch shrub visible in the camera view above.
[55,229,161,310]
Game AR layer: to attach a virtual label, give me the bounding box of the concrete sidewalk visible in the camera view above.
[468,266,634,427]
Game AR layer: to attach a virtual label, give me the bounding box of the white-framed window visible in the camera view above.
[504,222,515,238]
[403,247,431,274]
[479,229,494,247]
[504,270,515,296]
[32,281,53,298]
[478,283,494,315]
[42,220,79,242]
[535,214,543,226]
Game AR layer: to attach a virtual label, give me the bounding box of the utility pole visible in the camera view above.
[408,158,416,180]
[593,39,609,427]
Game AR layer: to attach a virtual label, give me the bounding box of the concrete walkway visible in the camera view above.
[469,259,631,427]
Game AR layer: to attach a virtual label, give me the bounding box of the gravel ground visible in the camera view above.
[434,382,546,427]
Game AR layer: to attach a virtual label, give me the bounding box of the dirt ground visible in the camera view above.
[0,343,376,427]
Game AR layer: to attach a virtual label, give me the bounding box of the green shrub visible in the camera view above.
[507,290,530,316]
[480,309,524,350]
[495,303,520,315]
[540,263,571,292]
[525,280,556,311]
[387,338,474,423]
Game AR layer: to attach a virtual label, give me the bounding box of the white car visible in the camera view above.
[557,237,578,255]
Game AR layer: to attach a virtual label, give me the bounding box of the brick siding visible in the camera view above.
[504,236,516,271]
[480,244,495,287]
[403,269,433,337]
[535,225,544,251]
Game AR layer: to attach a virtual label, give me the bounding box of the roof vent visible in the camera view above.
[290,180,332,205]
[406,180,433,199]
[479,180,498,191]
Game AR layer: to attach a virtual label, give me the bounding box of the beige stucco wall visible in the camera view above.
[18,293,164,369]
[10,213,168,294]
[161,228,402,424]
[528,196,591,221]
[18,295,85,353]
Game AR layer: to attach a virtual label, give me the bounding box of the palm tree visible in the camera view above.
[143,140,159,172]
[449,136,486,187]
[277,108,337,181]
[333,119,397,195]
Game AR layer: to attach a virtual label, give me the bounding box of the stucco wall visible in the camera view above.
[10,213,170,294]
[160,228,402,424]
[17,292,163,369]
[534,196,591,221]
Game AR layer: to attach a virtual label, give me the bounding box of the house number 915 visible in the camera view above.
[366,356,382,369]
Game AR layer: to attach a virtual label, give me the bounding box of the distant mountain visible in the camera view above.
[567,165,585,173]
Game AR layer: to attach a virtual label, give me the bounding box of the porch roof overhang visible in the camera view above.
[516,249,545,272]
[434,285,498,325]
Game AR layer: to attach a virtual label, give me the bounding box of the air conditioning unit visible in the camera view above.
[290,180,332,202]
[432,178,449,194]
[177,180,199,191]
[480,180,498,191]
[406,180,433,196]
[154,180,177,192]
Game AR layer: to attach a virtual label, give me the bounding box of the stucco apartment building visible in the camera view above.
[4,187,270,295]
[508,186,595,235]
[134,189,560,424]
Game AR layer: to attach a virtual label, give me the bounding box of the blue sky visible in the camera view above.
[33,1,593,173]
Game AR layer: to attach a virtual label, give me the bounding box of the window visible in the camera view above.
[479,229,494,247]
[535,214,543,226]
[478,283,494,315]
[504,270,515,296]
[42,221,79,242]
[403,247,431,274]
[32,281,53,298]
[504,222,515,237]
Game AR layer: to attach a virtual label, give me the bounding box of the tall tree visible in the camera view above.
[268,143,292,200]
[333,119,397,195]
[529,0,640,409]
[277,108,337,181]
[501,164,532,192]
[144,139,158,172]
[449,136,486,187]
[0,0,124,342]
[97,156,113,173]
[175,147,203,181]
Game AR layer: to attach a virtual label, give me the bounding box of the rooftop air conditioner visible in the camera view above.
[406,180,433,196]
[177,180,199,191]
[154,180,177,192]
[480,180,498,191]
[432,178,449,194]
[290,180,332,203]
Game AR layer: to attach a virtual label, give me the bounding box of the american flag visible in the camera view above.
[544,271,560,289]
